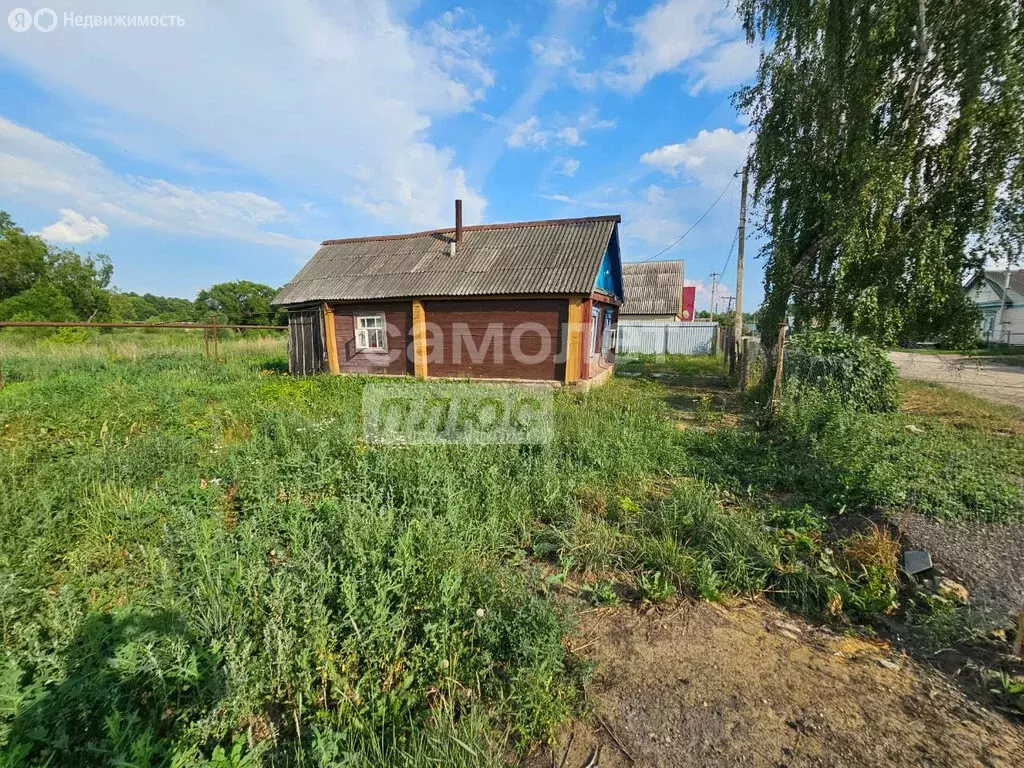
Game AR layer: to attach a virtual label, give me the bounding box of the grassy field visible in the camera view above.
[1,335,1021,766]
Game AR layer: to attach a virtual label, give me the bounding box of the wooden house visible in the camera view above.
[966,269,1024,344]
[272,202,624,386]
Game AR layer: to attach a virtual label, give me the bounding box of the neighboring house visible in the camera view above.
[621,261,685,322]
[272,204,624,385]
[965,269,1024,343]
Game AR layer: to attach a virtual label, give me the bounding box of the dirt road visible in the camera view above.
[889,352,1024,409]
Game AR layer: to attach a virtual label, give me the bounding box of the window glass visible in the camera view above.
[591,307,601,353]
[355,314,387,350]
[602,309,615,352]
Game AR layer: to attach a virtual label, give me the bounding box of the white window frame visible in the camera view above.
[601,309,615,353]
[355,313,387,351]
[591,307,601,353]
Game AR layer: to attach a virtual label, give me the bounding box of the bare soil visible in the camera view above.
[530,600,1024,768]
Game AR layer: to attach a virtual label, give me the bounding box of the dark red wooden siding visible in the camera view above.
[424,299,567,381]
[332,302,413,375]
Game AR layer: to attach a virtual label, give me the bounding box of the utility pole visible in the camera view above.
[709,272,720,322]
[997,261,1012,345]
[733,164,749,378]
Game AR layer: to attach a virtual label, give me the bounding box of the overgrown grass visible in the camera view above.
[680,382,1024,524]
[2,336,1020,766]
[0,336,687,765]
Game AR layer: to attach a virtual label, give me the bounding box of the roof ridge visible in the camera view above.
[321,214,621,246]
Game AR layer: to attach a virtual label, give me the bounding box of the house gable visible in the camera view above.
[592,224,624,301]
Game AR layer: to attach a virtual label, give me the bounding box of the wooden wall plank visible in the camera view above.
[412,300,428,379]
[565,298,583,384]
[322,303,341,374]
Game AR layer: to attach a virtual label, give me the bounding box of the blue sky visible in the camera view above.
[1,0,761,311]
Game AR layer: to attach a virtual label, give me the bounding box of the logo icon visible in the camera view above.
[8,8,33,31]
[34,7,56,31]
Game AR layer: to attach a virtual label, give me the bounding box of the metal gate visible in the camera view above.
[288,308,326,376]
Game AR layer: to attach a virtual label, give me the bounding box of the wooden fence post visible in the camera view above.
[210,315,219,363]
[769,323,787,417]
[204,327,210,361]
[739,337,754,391]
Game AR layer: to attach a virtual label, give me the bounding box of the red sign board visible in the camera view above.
[681,286,696,321]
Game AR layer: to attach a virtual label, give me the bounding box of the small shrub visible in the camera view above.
[786,332,900,413]
[635,570,676,603]
[582,580,618,606]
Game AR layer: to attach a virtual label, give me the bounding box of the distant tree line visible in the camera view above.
[0,211,285,326]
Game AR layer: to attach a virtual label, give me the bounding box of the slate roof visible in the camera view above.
[621,260,684,316]
[272,215,620,306]
[983,269,1024,297]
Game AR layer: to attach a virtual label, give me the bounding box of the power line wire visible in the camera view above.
[635,173,737,263]
[721,224,740,277]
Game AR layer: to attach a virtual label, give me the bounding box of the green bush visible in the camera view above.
[786,332,900,412]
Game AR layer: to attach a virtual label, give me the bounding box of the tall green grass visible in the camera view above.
[2,335,1019,765]
[0,337,684,766]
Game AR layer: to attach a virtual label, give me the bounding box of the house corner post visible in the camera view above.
[412,300,428,379]
[565,298,583,384]
[322,303,341,374]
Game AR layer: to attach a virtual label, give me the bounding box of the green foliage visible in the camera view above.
[786,332,900,413]
[0,281,76,322]
[683,383,1024,524]
[0,212,281,327]
[195,281,284,326]
[737,0,1024,346]
[635,571,676,604]
[0,339,685,765]
[0,213,48,303]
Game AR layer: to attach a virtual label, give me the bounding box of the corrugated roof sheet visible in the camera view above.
[621,260,684,315]
[984,269,1024,297]
[272,215,620,305]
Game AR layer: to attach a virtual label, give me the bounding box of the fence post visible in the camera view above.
[664,324,670,356]
[210,315,219,363]
[204,327,210,361]
[739,337,754,391]
[769,323,787,418]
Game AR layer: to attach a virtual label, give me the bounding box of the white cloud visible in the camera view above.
[507,109,615,150]
[557,127,584,146]
[554,157,581,177]
[0,117,317,252]
[1,0,491,231]
[507,117,552,148]
[641,128,751,186]
[603,2,621,29]
[529,36,582,68]
[37,209,110,244]
[579,0,744,94]
[688,39,760,95]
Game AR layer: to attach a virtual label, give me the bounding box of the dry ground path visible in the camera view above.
[531,600,1024,768]
[889,352,1024,409]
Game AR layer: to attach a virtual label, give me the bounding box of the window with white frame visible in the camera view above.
[591,307,601,353]
[355,313,387,351]
[602,309,615,353]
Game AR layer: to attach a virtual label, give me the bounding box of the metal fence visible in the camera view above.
[617,321,719,356]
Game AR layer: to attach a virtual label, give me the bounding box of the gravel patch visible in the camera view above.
[897,511,1024,618]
